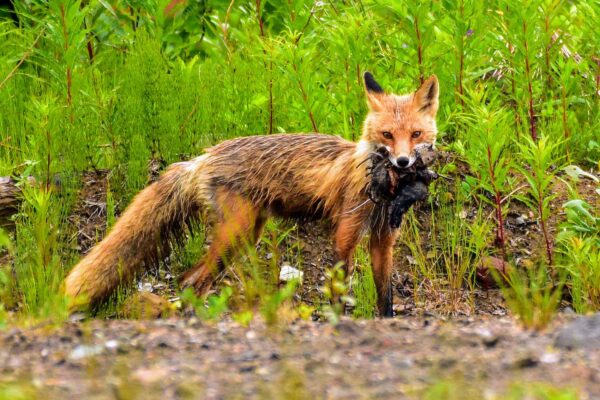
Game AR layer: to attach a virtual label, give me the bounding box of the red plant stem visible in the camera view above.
[255,0,265,37]
[254,0,273,134]
[544,14,552,88]
[60,4,74,123]
[268,59,273,135]
[45,116,51,191]
[486,145,506,258]
[293,62,318,132]
[509,48,520,133]
[561,86,570,160]
[458,0,465,108]
[86,37,94,63]
[523,20,537,140]
[345,60,356,141]
[531,168,553,265]
[414,15,424,84]
[596,57,600,97]
[538,196,553,265]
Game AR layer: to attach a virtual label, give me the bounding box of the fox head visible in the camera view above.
[360,72,439,168]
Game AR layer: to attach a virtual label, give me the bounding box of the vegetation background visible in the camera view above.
[0,0,598,327]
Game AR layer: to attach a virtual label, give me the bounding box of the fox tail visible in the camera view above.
[64,162,202,306]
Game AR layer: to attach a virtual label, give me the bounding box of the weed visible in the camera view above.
[13,186,70,321]
[557,198,600,313]
[400,185,492,314]
[516,135,564,265]
[496,262,564,330]
[352,245,377,319]
[321,262,354,325]
[181,286,232,322]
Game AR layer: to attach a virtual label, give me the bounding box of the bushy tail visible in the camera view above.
[64,162,201,306]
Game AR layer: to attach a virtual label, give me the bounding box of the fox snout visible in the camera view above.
[390,154,415,169]
[396,156,411,168]
[376,146,414,169]
[379,144,433,169]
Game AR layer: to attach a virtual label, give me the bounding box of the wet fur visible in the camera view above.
[64,74,439,316]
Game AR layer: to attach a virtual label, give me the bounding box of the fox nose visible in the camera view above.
[396,157,410,168]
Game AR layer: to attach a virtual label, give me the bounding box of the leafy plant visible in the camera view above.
[321,262,354,325]
[458,88,513,255]
[516,135,563,265]
[557,198,600,313]
[400,184,492,314]
[181,286,232,322]
[352,245,377,320]
[496,262,564,330]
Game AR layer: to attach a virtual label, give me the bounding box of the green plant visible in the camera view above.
[260,279,299,326]
[0,227,14,328]
[433,199,491,308]
[496,262,564,330]
[321,262,354,325]
[400,185,492,314]
[557,199,600,242]
[557,198,600,313]
[13,186,70,321]
[352,245,377,319]
[181,286,232,322]
[516,135,563,265]
[458,88,514,255]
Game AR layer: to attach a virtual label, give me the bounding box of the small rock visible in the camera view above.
[335,320,359,335]
[68,312,87,323]
[139,282,154,293]
[476,256,508,289]
[555,313,600,350]
[474,328,500,348]
[279,264,304,282]
[513,354,538,369]
[69,344,104,360]
[540,352,560,364]
[105,340,119,350]
[133,367,169,384]
[121,292,172,319]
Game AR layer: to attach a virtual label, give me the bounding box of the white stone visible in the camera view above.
[279,264,304,282]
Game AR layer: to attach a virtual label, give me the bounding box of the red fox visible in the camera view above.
[64,72,439,316]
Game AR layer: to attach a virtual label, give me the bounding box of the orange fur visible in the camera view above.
[64,73,439,315]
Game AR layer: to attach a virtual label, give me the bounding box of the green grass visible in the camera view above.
[421,379,580,400]
[0,0,598,325]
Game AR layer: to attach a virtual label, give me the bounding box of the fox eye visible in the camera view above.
[411,131,422,139]
[382,131,393,140]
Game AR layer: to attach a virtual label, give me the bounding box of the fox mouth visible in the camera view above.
[387,143,435,169]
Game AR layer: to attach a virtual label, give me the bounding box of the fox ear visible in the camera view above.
[413,75,439,116]
[363,71,385,111]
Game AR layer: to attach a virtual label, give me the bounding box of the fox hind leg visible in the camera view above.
[333,212,366,278]
[180,190,266,295]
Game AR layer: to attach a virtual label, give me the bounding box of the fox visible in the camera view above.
[64,72,439,317]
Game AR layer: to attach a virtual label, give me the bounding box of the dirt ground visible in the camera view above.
[1,315,598,399]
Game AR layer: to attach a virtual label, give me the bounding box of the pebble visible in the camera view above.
[555,313,600,350]
[105,340,119,350]
[279,264,304,282]
[69,344,104,360]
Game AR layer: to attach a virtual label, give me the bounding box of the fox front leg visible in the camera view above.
[369,229,399,317]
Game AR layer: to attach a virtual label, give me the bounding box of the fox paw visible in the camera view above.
[179,266,213,296]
